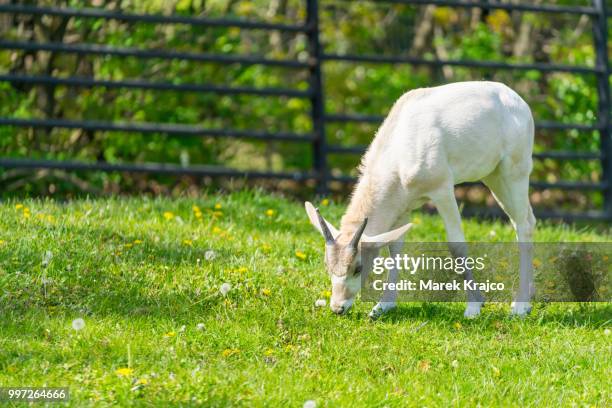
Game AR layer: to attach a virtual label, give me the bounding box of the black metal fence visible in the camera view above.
[0,1,610,221]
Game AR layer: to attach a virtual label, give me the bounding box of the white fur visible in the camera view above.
[307,81,536,318]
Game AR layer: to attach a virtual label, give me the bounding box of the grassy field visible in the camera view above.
[0,190,610,407]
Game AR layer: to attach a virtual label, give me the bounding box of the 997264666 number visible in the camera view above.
[0,387,69,401]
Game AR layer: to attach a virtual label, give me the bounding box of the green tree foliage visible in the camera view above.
[0,0,606,212]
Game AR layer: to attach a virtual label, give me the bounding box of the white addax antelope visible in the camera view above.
[305,81,536,319]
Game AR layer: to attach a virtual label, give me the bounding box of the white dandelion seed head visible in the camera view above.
[303,400,316,408]
[451,360,459,368]
[179,325,186,333]
[72,318,85,331]
[42,250,53,267]
[488,230,497,238]
[314,299,326,308]
[205,250,216,261]
[220,282,232,296]
[196,323,205,330]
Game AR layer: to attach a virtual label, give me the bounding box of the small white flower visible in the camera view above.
[220,283,232,296]
[314,299,326,308]
[205,250,216,261]
[451,359,459,369]
[488,230,497,238]
[276,266,286,275]
[196,323,205,331]
[303,400,316,408]
[179,325,186,333]
[604,328,611,336]
[72,318,85,331]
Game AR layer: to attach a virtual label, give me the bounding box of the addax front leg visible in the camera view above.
[431,186,485,318]
[368,240,403,320]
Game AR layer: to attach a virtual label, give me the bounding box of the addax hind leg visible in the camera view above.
[430,185,485,318]
[483,162,536,316]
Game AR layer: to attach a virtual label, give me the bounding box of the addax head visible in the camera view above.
[304,202,413,315]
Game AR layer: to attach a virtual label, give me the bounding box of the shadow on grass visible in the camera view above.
[1,223,244,320]
[374,301,611,329]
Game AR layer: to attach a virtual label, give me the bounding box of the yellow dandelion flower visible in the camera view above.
[453,321,462,330]
[265,209,275,217]
[163,211,174,220]
[261,288,271,296]
[321,290,331,299]
[491,366,501,377]
[195,211,203,219]
[222,348,240,357]
[603,255,609,261]
[412,216,422,225]
[214,203,222,210]
[264,348,274,356]
[284,344,296,352]
[192,205,201,213]
[115,367,133,377]
[0,240,5,245]
[532,258,542,268]
[124,243,133,248]
[261,243,272,253]
[133,240,143,245]
[23,211,31,219]
[136,378,149,385]
[183,239,193,246]
[321,198,330,206]
[295,250,307,260]
[213,211,223,217]
[212,226,223,234]
[236,266,248,274]
[163,331,176,338]
[15,204,23,210]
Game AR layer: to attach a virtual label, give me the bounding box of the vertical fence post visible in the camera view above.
[306,0,327,194]
[592,0,612,219]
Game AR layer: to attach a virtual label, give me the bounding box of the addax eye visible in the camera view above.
[353,265,363,276]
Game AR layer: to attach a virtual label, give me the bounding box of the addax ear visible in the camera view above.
[304,201,340,240]
[361,223,413,248]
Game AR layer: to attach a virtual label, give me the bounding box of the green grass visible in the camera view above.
[0,190,610,407]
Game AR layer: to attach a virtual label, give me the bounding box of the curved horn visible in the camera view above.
[349,218,368,251]
[316,208,335,244]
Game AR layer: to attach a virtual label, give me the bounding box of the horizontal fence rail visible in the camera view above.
[0,1,611,221]
[0,118,316,142]
[0,4,311,32]
[0,158,314,181]
[371,0,599,15]
[0,74,312,98]
[0,40,311,68]
[322,53,601,74]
